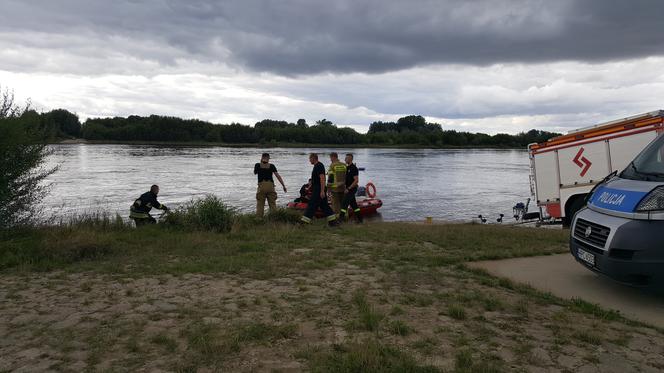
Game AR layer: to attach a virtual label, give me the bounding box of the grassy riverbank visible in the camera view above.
[1,221,663,372]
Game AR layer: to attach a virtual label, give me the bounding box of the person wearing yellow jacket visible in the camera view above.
[326,152,347,215]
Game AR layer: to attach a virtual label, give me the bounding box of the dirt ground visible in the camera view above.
[2,254,664,372]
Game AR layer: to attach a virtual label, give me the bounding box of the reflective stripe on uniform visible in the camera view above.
[300,216,312,223]
[326,215,336,222]
[129,211,150,219]
[354,208,361,213]
[340,209,347,213]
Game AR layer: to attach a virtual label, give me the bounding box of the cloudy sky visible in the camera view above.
[1,0,663,134]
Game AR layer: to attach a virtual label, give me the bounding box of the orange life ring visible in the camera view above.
[366,182,377,198]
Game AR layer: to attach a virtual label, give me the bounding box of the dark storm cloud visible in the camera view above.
[1,0,664,76]
[2,0,664,75]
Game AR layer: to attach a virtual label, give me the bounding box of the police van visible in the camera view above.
[528,111,664,225]
[570,130,664,287]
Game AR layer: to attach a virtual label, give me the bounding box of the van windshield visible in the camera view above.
[621,133,664,181]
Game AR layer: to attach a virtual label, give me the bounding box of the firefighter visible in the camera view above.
[294,179,312,203]
[129,184,169,226]
[327,152,347,215]
[254,152,287,218]
[339,153,363,223]
[300,153,339,226]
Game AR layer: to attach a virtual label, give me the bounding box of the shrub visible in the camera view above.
[0,94,56,229]
[164,195,237,232]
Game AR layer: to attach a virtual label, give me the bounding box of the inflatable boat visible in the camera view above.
[287,182,382,217]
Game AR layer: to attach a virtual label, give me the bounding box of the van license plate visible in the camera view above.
[577,248,595,266]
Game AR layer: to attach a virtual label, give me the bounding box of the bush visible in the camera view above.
[164,195,237,232]
[0,90,56,229]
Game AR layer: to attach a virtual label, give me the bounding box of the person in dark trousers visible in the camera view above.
[300,153,339,226]
[254,152,287,218]
[130,184,169,226]
[339,153,363,223]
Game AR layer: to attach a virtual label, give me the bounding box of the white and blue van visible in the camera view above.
[570,133,664,287]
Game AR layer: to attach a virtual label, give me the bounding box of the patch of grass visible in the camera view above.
[233,321,297,345]
[482,296,503,312]
[403,293,435,307]
[265,208,303,224]
[303,339,440,373]
[181,321,225,360]
[179,320,295,368]
[455,349,505,373]
[572,330,602,345]
[388,320,412,336]
[568,298,622,322]
[514,299,530,318]
[125,335,141,353]
[412,337,438,355]
[150,333,178,353]
[351,292,384,331]
[448,304,467,320]
[55,211,130,231]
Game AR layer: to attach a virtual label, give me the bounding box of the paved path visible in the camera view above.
[468,254,664,329]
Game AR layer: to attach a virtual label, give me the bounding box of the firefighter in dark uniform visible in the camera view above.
[339,153,363,223]
[129,184,169,226]
[300,153,339,226]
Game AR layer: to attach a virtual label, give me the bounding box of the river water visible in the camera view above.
[42,144,531,222]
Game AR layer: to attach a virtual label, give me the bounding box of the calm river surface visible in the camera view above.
[43,144,531,222]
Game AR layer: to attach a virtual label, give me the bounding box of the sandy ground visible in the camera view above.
[2,257,664,372]
[468,254,664,329]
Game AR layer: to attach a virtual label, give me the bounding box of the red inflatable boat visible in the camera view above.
[287,182,382,217]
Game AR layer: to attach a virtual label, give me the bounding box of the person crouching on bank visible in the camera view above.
[254,152,287,218]
[129,184,169,226]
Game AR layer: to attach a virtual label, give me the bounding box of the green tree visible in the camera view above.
[0,87,56,228]
[42,109,81,138]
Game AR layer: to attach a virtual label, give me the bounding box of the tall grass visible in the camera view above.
[164,195,237,232]
[54,211,129,230]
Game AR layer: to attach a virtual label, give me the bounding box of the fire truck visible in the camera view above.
[528,111,664,225]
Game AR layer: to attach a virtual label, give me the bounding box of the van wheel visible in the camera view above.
[563,195,587,228]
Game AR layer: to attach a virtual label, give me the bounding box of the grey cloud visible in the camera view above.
[1,0,664,75]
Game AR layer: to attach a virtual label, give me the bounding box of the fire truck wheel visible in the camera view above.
[563,195,587,228]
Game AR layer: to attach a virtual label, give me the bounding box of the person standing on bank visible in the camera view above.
[254,153,287,218]
[300,153,339,226]
[327,152,347,215]
[339,153,363,223]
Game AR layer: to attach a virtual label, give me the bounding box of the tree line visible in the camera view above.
[14,108,561,148]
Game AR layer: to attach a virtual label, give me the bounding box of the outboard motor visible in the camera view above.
[356,186,367,197]
[513,199,528,221]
